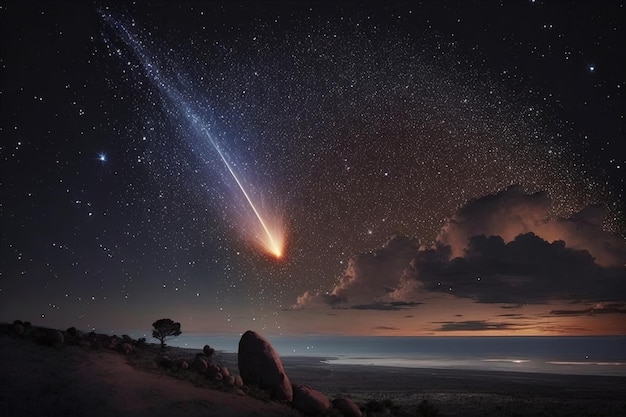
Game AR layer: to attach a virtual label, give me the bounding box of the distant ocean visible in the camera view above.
[163,335,626,377]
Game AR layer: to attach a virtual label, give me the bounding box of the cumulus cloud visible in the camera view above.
[438,185,550,257]
[292,235,418,308]
[438,185,626,267]
[294,186,626,309]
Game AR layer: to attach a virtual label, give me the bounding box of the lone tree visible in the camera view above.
[152,318,181,350]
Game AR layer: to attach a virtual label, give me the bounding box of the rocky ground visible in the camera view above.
[1,322,625,417]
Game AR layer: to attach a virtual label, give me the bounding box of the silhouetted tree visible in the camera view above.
[152,318,181,350]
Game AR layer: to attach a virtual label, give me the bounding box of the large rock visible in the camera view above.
[292,384,331,415]
[41,330,64,346]
[333,397,363,417]
[238,330,293,402]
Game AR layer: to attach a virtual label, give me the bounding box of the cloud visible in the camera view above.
[437,185,626,267]
[433,320,528,332]
[350,301,422,311]
[411,232,626,304]
[438,185,550,257]
[294,186,626,310]
[549,303,626,316]
[293,235,419,308]
[373,326,400,330]
[294,291,346,308]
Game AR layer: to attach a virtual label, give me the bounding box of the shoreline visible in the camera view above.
[160,345,626,396]
[1,327,625,416]
[164,333,626,378]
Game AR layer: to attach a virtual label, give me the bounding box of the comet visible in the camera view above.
[102,13,286,259]
[210,142,284,258]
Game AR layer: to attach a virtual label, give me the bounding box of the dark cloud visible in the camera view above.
[434,320,528,332]
[412,232,626,304]
[351,301,422,311]
[438,185,626,267]
[373,326,400,331]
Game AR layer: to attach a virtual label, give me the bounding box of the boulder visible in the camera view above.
[120,342,133,355]
[13,324,24,336]
[219,366,231,377]
[234,374,244,388]
[238,330,293,402]
[292,384,331,415]
[177,359,189,369]
[206,364,221,376]
[107,336,119,350]
[332,398,363,417]
[203,344,215,357]
[193,357,208,372]
[42,330,64,346]
[223,375,235,387]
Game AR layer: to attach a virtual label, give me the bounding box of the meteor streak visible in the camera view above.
[103,13,286,259]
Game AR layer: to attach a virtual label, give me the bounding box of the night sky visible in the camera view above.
[2,1,625,337]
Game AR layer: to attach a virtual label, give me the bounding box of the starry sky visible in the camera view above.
[1,1,625,337]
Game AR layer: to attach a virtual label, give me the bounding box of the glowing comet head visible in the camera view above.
[248,211,286,260]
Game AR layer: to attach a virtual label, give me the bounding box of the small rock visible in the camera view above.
[193,357,208,372]
[333,398,363,417]
[13,324,24,336]
[44,330,64,346]
[219,366,231,377]
[203,344,215,357]
[206,364,221,376]
[120,342,133,355]
[157,356,173,368]
[292,384,331,415]
[66,327,79,338]
[224,375,235,387]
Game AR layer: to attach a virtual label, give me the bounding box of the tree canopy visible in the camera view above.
[152,318,181,349]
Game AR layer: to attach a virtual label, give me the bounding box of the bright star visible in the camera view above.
[98,153,107,162]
